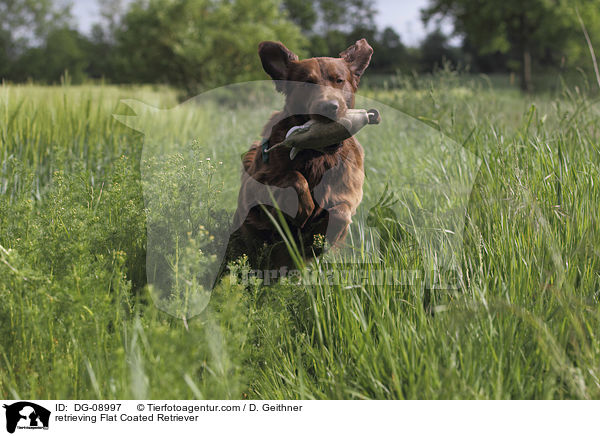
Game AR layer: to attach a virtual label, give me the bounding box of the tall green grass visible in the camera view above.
[1,76,599,399]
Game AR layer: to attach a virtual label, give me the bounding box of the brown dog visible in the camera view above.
[225,39,373,274]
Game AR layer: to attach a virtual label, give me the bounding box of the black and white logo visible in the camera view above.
[3,402,50,434]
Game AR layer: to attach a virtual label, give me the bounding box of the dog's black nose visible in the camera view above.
[320,100,339,118]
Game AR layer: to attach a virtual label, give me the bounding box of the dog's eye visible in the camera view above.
[336,78,344,84]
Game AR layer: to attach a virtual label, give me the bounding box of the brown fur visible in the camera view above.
[227,39,373,272]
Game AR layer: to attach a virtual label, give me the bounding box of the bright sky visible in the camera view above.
[375,0,430,46]
[71,0,437,47]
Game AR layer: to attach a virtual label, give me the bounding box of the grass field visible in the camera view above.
[1,72,600,399]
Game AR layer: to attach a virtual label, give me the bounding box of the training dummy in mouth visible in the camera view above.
[267,108,381,159]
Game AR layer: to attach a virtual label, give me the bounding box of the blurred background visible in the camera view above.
[1,0,599,95]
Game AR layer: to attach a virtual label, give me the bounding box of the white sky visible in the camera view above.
[375,0,430,46]
[71,0,438,47]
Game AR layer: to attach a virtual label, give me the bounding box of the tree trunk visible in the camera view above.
[521,48,532,93]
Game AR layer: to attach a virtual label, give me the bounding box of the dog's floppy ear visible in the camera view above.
[340,38,373,81]
[259,41,298,92]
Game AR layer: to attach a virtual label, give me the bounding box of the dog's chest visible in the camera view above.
[293,150,341,187]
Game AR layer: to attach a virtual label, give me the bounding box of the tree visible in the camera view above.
[373,27,410,73]
[282,0,378,58]
[85,24,116,81]
[9,27,88,83]
[114,0,306,96]
[0,28,13,79]
[0,0,74,81]
[281,0,318,32]
[317,0,376,33]
[41,27,89,83]
[98,0,126,37]
[422,0,583,92]
[419,28,460,72]
[0,0,70,50]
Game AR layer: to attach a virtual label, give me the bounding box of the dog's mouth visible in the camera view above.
[310,113,338,123]
[308,99,347,122]
[285,112,343,125]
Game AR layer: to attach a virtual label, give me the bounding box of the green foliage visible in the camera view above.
[423,0,600,90]
[0,0,420,88]
[423,0,578,55]
[10,27,90,84]
[0,0,68,46]
[113,0,306,95]
[142,143,229,319]
[0,0,74,82]
[0,28,13,78]
[283,0,377,34]
[281,0,318,31]
[0,85,251,398]
[372,27,410,73]
[2,0,600,93]
[419,27,461,71]
[1,0,307,91]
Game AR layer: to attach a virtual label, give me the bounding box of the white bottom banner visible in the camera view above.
[0,400,597,435]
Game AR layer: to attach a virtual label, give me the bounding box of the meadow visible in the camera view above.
[1,72,599,399]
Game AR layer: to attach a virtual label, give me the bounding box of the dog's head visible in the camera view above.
[258,39,373,122]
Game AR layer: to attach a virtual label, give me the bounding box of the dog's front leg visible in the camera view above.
[273,171,315,228]
[234,170,315,230]
[323,202,353,247]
